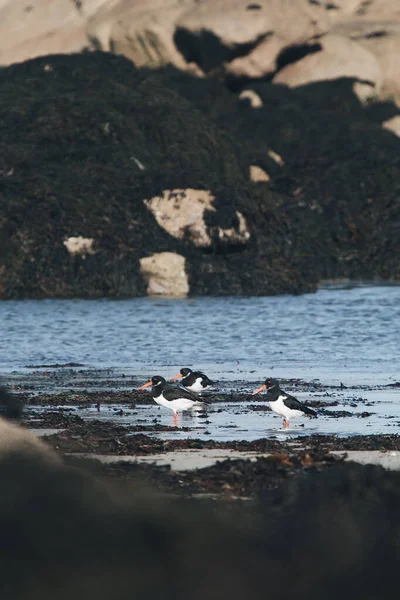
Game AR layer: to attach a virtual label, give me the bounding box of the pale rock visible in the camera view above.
[0,0,88,66]
[250,165,270,182]
[239,89,264,108]
[217,212,250,244]
[139,252,189,297]
[63,236,95,258]
[268,150,285,166]
[382,115,400,137]
[177,0,329,49]
[144,188,250,248]
[0,417,60,463]
[273,33,382,102]
[176,0,329,75]
[333,20,400,105]
[322,0,364,22]
[86,0,193,69]
[226,34,286,78]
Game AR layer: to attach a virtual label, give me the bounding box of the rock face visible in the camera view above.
[86,0,194,69]
[0,52,309,299]
[1,49,400,299]
[0,0,89,66]
[0,386,59,462]
[139,252,189,296]
[144,189,250,248]
[175,0,328,72]
[63,237,96,257]
[0,417,60,463]
[273,34,382,102]
[333,19,400,105]
[0,0,400,109]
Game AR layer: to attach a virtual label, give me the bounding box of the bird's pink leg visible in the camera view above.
[283,418,289,429]
[173,413,179,427]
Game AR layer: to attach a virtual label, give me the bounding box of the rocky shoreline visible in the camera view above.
[0,368,395,499]
[1,47,399,299]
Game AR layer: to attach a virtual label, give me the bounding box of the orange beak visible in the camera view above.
[138,380,152,390]
[252,384,267,396]
[169,373,182,382]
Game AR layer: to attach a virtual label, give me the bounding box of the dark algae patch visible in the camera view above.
[1,53,400,299]
[67,451,341,498]
[0,52,306,298]
[2,449,400,600]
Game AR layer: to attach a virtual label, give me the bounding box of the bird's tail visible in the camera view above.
[303,405,317,418]
[200,397,212,405]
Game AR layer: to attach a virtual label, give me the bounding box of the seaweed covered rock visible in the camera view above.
[0,51,309,298]
[149,66,400,283]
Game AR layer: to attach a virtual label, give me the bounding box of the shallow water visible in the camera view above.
[30,386,399,442]
[1,285,400,386]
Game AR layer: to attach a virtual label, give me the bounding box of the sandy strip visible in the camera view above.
[66,449,272,471]
[61,449,400,472]
[332,450,400,471]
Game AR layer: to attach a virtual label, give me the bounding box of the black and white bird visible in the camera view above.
[138,375,211,425]
[169,368,214,394]
[252,378,317,429]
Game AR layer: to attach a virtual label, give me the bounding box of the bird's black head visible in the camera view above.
[180,368,192,377]
[151,376,166,386]
[264,378,279,390]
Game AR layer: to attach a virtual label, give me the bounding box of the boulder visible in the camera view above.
[332,20,400,105]
[175,0,329,72]
[250,165,270,182]
[225,34,286,79]
[139,252,189,296]
[4,53,298,299]
[382,115,400,136]
[0,417,59,462]
[0,0,88,66]
[86,0,194,69]
[239,89,264,108]
[144,188,250,248]
[63,236,96,258]
[273,33,382,102]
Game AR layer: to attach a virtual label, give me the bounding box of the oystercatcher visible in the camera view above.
[252,378,317,429]
[138,375,210,425]
[169,368,214,394]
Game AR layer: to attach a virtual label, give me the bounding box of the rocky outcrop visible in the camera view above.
[332,19,400,105]
[1,50,400,299]
[0,52,307,299]
[0,386,59,462]
[0,0,399,111]
[63,237,96,257]
[0,417,60,462]
[175,0,329,73]
[0,0,89,66]
[144,189,250,248]
[86,0,194,69]
[139,252,189,296]
[273,33,382,102]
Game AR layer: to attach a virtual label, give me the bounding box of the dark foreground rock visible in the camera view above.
[2,448,400,600]
[1,51,400,298]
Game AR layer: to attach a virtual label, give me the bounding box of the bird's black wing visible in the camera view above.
[284,393,317,417]
[163,384,209,403]
[199,373,214,386]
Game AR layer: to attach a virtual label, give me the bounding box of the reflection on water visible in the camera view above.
[1,286,399,385]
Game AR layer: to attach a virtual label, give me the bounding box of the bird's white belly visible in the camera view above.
[269,396,303,419]
[186,378,204,393]
[155,395,198,413]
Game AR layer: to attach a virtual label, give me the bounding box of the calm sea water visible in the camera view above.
[1,285,399,385]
